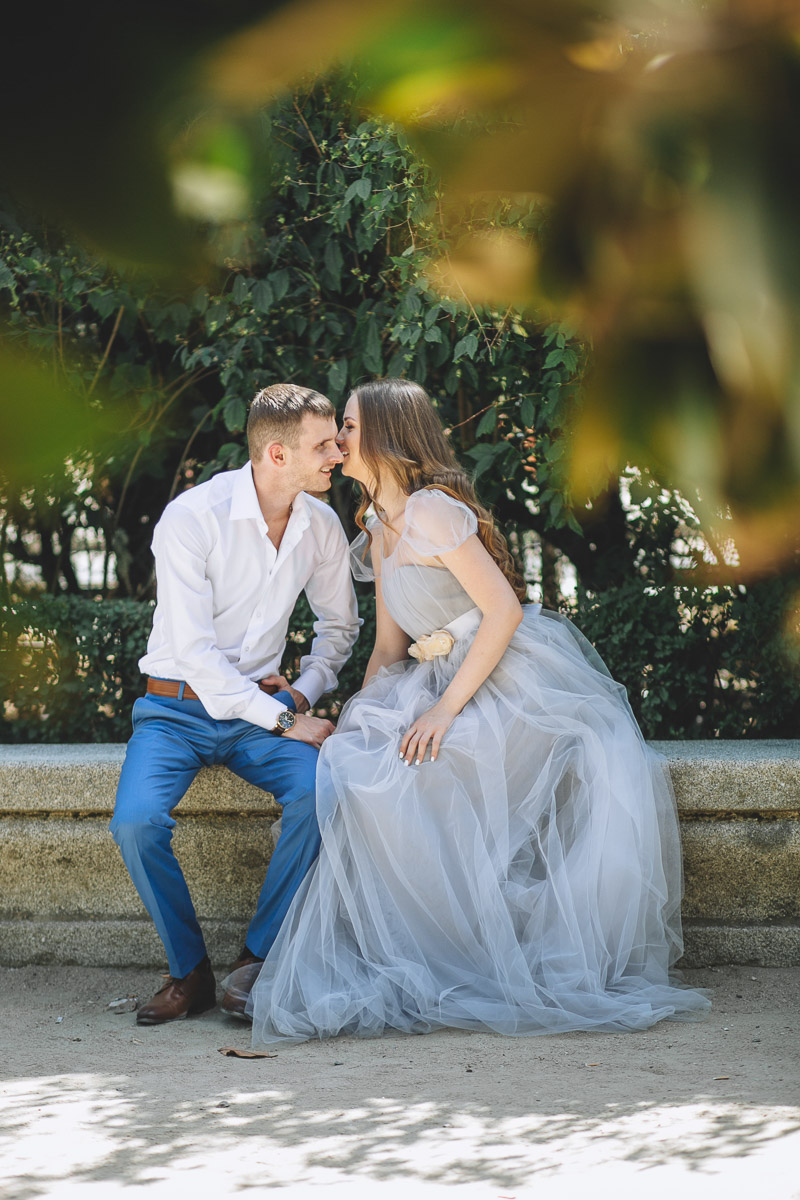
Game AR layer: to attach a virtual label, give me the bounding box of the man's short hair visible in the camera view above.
[247,384,335,461]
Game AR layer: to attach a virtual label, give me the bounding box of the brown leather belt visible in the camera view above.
[146,677,281,701]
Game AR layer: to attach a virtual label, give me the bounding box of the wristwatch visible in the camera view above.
[272,709,297,735]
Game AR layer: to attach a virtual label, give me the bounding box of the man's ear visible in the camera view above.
[266,441,287,468]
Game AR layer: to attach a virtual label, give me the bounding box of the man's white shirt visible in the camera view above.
[139,462,361,730]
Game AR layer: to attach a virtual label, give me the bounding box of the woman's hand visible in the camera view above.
[400,700,458,765]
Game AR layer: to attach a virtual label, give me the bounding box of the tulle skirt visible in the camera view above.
[242,606,710,1043]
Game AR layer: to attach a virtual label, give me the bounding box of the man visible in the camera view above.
[111,384,360,1025]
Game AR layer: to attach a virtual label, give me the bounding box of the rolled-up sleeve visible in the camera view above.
[294,520,361,704]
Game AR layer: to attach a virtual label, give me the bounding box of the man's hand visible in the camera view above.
[282,712,335,749]
[260,674,311,714]
[284,684,310,714]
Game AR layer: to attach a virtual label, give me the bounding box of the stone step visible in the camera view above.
[1,741,798,967]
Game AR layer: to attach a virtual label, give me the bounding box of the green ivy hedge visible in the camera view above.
[0,591,376,743]
[2,580,799,742]
[572,575,800,739]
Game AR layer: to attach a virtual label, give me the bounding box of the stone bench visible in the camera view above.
[1,742,798,968]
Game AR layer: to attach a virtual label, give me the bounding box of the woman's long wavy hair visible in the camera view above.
[351,378,527,601]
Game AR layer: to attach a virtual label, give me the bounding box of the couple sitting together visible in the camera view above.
[111,378,709,1044]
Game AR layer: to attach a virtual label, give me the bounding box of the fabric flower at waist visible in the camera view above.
[408,630,455,662]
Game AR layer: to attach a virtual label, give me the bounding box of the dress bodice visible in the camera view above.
[350,490,479,640]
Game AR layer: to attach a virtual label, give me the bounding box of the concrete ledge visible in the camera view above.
[2,741,799,967]
[0,747,279,815]
[0,918,244,968]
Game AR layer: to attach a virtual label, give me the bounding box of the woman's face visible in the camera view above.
[337,394,369,485]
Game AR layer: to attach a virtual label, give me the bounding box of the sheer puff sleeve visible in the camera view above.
[402,489,478,557]
[349,518,382,582]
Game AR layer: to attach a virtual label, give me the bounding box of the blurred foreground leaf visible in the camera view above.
[0,346,120,487]
[3,1,800,576]
[202,0,800,573]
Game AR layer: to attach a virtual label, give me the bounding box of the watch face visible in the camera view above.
[276,710,295,732]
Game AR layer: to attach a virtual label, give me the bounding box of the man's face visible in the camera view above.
[285,414,343,494]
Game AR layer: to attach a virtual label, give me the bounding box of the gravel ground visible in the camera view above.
[0,964,798,1200]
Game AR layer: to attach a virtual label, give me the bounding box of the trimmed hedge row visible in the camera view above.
[0,592,375,743]
[2,578,799,742]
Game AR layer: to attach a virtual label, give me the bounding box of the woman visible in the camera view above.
[240,378,709,1042]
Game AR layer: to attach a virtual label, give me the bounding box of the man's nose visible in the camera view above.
[330,444,344,463]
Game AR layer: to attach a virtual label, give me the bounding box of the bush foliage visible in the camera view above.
[3,559,799,742]
[2,76,800,742]
[0,589,377,744]
[1,76,582,599]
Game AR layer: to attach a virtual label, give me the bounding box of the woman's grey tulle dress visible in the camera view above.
[244,489,710,1043]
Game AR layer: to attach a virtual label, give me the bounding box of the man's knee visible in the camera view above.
[295,754,319,798]
[274,742,318,802]
[291,785,318,821]
[110,808,171,855]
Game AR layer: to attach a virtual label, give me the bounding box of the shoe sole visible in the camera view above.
[220,1006,252,1023]
[136,1012,189,1026]
[136,999,217,1026]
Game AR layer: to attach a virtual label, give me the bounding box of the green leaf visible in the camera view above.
[323,241,343,288]
[91,290,118,319]
[544,440,565,462]
[232,275,249,305]
[270,269,289,302]
[223,395,246,431]
[465,443,494,461]
[344,177,372,204]
[471,445,508,480]
[453,332,478,361]
[544,347,565,369]
[328,358,348,397]
[521,397,535,428]
[362,319,382,374]
[205,301,228,333]
[167,303,190,333]
[476,407,497,436]
[431,338,451,368]
[401,289,422,317]
[424,325,443,343]
[0,259,15,291]
[462,360,479,388]
[387,349,409,377]
[252,280,274,313]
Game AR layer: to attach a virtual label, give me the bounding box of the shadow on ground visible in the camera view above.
[1,965,798,1197]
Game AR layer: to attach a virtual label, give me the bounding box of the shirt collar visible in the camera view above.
[229,462,263,524]
[229,462,312,537]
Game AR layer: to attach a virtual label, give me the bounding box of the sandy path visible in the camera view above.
[1,965,798,1199]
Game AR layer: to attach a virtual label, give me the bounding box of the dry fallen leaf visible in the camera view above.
[714,1076,730,1080]
[218,1046,277,1059]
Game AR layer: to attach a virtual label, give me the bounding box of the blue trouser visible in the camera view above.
[110,690,320,978]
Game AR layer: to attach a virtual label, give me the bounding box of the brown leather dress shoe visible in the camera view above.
[220,952,264,1021]
[136,956,217,1026]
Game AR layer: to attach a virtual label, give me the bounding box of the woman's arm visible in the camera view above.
[400,535,523,764]
[362,574,412,686]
